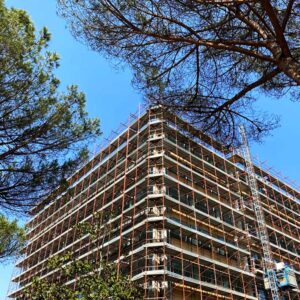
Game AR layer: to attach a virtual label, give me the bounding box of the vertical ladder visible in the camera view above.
[239,125,280,300]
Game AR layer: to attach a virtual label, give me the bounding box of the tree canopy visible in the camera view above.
[24,212,143,300]
[58,0,300,144]
[0,214,25,262]
[0,0,100,212]
[25,257,143,300]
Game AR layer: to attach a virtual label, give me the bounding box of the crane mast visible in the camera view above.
[239,126,280,300]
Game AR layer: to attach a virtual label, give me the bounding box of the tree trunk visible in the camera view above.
[278,57,300,85]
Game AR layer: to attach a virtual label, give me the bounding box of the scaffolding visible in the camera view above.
[7,106,300,300]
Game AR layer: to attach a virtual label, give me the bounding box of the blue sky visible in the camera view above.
[1,0,300,298]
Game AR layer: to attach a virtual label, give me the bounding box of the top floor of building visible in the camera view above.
[26,105,300,229]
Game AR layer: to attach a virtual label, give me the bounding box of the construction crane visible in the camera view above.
[239,125,280,300]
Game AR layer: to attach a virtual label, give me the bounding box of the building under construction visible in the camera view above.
[8,106,300,300]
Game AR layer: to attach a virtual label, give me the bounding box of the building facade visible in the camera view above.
[9,106,300,299]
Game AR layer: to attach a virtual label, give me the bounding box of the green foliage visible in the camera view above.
[26,259,143,300]
[24,212,143,299]
[0,214,25,262]
[25,276,77,300]
[0,0,100,212]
